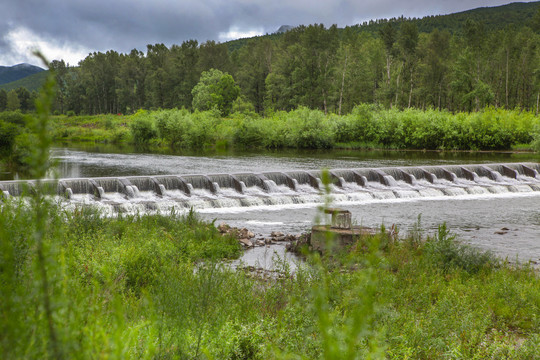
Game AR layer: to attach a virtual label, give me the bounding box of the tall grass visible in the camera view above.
[2,198,540,358]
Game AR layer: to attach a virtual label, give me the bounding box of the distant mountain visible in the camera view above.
[0,71,49,92]
[351,1,540,35]
[275,25,293,34]
[0,63,45,86]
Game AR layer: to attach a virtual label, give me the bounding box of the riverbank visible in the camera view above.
[43,106,540,152]
[2,107,539,178]
[2,201,540,359]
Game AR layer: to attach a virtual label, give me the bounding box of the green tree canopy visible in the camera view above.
[0,89,7,111]
[191,68,240,116]
[6,90,20,111]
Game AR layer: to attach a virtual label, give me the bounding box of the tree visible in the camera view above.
[419,29,450,109]
[233,38,273,113]
[380,22,396,87]
[379,22,397,107]
[50,60,68,114]
[462,19,489,110]
[116,49,147,113]
[192,69,240,116]
[145,43,170,109]
[398,22,419,107]
[0,89,7,111]
[6,90,20,111]
[169,40,200,109]
[16,87,32,111]
[197,41,231,73]
[79,51,121,114]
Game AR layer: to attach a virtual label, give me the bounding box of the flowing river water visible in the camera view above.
[2,145,540,268]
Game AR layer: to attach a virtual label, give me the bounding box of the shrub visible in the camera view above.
[424,223,497,274]
[155,108,195,148]
[283,107,335,148]
[233,117,265,148]
[0,111,27,126]
[129,114,157,145]
[0,120,21,156]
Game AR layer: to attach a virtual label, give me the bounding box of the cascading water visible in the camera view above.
[2,162,539,215]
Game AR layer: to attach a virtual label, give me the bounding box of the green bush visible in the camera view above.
[424,223,497,274]
[233,116,266,148]
[129,114,157,145]
[0,120,21,156]
[38,105,540,151]
[283,107,336,148]
[0,111,27,126]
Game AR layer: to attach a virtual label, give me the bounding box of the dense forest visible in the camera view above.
[1,2,540,116]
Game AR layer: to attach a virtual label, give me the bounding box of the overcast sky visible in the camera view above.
[1,0,535,67]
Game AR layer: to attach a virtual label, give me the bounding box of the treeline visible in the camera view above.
[0,87,38,112]
[45,14,540,117]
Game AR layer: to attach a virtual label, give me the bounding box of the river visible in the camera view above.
[3,145,540,266]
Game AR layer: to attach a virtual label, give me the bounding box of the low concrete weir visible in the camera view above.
[1,163,539,211]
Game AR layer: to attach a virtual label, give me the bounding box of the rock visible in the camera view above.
[285,234,297,241]
[271,231,284,238]
[274,235,286,242]
[256,240,266,247]
[286,232,311,254]
[501,227,510,231]
[494,230,507,235]
[217,223,231,233]
[238,228,255,239]
[238,238,253,248]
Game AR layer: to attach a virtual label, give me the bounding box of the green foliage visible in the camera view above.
[6,90,20,111]
[152,108,222,148]
[129,113,158,145]
[192,68,240,116]
[424,223,497,274]
[45,105,540,151]
[0,120,21,156]
[335,106,538,150]
[283,107,336,148]
[0,202,244,359]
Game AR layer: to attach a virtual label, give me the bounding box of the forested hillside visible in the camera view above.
[0,71,49,92]
[2,1,540,115]
[0,63,44,85]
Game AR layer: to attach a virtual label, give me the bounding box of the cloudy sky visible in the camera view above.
[1,0,535,67]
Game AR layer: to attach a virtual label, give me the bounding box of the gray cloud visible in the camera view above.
[0,0,532,66]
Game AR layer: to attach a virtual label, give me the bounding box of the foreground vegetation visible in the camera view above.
[2,200,540,359]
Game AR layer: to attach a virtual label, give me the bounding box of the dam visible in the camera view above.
[1,162,539,213]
